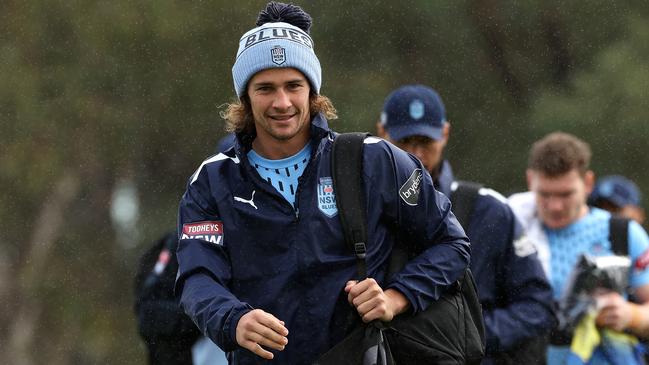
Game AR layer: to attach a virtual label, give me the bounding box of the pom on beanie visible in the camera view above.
[256,1,312,33]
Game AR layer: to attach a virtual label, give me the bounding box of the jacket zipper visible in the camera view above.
[293,141,321,221]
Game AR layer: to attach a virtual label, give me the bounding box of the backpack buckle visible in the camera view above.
[354,242,367,259]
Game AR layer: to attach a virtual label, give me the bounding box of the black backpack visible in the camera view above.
[317,133,485,364]
[449,181,483,231]
[609,216,630,257]
[451,182,552,364]
[134,231,201,365]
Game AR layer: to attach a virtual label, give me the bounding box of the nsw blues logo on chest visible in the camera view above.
[317,177,337,217]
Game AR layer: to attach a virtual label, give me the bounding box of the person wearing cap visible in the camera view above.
[508,132,649,364]
[377,84,555,364]
[589,175,646,225]
[175,3,470,364]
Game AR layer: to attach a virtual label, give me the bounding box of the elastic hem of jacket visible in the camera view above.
[223,304,254,351]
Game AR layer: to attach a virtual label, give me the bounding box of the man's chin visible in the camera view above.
[269,129,299,142]
[544,218,569,230]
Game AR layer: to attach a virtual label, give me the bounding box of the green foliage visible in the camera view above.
[528,16,649,200]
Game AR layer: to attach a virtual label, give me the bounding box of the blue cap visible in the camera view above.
[380,84,446,141]
[589,175,642,208]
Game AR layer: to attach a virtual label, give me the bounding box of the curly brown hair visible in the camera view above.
[221,93,337,135]
[528,132,592,177]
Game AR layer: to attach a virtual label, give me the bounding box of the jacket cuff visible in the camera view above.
[222,305,253,351]
[385,282,420,313]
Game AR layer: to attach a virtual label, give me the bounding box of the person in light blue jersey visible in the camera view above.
[509,132,649,365]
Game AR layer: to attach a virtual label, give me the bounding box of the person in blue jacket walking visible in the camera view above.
[376,84,555,364]
[175,3,471,364]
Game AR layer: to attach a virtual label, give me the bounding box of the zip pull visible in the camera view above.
[295,208,300,219]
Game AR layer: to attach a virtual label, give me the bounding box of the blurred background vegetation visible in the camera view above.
[1,0,648,364]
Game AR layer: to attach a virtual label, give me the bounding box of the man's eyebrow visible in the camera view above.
[251,81,274,87]
[539,189,575,195]
[251,78,306,87]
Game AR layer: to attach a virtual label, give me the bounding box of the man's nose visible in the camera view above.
[547,196,563,210]
[272,89,291,109]
[411,146,426,161]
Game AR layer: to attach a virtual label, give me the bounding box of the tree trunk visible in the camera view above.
[3,171,80,365]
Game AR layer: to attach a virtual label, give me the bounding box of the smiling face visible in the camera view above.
[527,168,594,229]
[247,67,311,157]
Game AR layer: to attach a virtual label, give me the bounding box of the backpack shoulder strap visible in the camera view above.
[449,182,486,353]
[450,180,483,231]
[609,216,630,256]
[332,132,369,279]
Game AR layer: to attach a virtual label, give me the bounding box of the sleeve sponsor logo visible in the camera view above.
[399,169,423,206]
[513,235,536,257]
[181,221,224,245]
[635,248,649,270]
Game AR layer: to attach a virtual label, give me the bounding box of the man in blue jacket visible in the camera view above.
[376,84,555,364]
[175,3,471,364]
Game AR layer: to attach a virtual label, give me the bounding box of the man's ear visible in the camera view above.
[376,121,389,140]
[584,170,595,195]
[526,169,535,191]
[440,121,450,147]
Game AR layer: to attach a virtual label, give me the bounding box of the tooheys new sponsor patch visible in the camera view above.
[399,168,423,206]
[181,221,224,245]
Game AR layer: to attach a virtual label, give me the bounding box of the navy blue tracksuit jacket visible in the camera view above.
[175,115,470,364]
[437,161,555,362]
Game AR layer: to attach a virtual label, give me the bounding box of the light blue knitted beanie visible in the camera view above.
[232,21,321,97]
